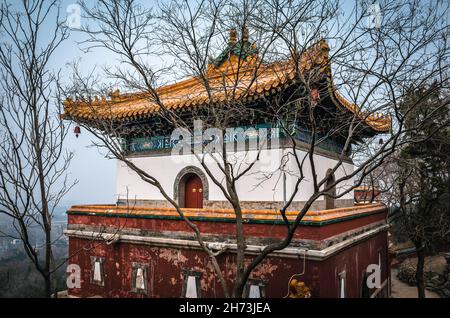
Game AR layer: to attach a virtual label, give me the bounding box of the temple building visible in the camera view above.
[63,31,391,298]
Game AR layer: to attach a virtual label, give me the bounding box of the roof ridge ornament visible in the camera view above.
[209,26,259,68]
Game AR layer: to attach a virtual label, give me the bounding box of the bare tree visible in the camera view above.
[0,0,74,297]
[375,84,449,298]
[64,0,450,297]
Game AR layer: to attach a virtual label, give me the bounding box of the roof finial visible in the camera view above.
[63,97,72,106]
[229,28,237,45]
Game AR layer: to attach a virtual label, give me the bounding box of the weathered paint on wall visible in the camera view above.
[67,210,386,242]
[68,231,388,298]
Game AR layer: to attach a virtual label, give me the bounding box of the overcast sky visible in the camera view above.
[49,0,121,206]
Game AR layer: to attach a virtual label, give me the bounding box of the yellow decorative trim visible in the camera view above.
[67,203,386,223]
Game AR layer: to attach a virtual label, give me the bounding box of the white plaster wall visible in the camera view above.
[287,149,355,203]
[116,148,354,203]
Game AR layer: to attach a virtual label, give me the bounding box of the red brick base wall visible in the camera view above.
[68,231,388,298]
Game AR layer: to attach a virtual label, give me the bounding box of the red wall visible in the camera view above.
[68,231,388,298]
[315,231,389,297]
[68,211,385,242]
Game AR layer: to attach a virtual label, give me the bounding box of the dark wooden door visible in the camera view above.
[185,175,203,208]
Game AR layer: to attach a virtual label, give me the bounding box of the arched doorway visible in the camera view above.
[325,169,336,210]
[184,174,203,208]
[174,166,209,208]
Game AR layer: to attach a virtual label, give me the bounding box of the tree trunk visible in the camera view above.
[415,245,426,298]
[233,212,245,298]
[232,203,246,298]
[44,274,52,298]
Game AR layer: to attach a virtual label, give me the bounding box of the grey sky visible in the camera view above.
[51,0,120,205]
[54,0,170,206]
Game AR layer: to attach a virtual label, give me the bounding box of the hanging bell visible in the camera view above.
[74,126,81,138]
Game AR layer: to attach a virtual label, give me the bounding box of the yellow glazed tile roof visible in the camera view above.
[67,202,387,224]
[63,40,390,132]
